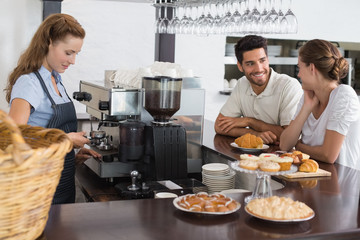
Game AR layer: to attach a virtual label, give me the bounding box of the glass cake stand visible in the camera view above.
[230,161,298,203]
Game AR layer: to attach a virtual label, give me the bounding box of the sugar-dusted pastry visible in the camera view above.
[204,201,216,212]
[272,156,293,171]
[235,133,263,149]
[259,161,280,172]
[292,150,310,161]
[299,159,319,173]
[280,152,300,164]
[240,154,260,161]
[246,196,314,220]
[259,153,279,161]
[239,159,259,170]
[225,199,238,210]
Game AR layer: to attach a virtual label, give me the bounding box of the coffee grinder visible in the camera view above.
[115,76,188,198]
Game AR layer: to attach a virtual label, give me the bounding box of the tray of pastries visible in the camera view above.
[276,151,332,178]
[173,192,241,215]
[245,196,315,222]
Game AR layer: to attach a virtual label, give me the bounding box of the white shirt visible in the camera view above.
[294,84,360,170]
[221,68,303,126]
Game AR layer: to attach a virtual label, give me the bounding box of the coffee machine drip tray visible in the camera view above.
[84,156,142,178]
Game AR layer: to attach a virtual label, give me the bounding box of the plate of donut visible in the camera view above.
[173,192,241,215]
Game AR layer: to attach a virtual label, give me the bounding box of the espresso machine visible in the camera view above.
[74,76,205,198]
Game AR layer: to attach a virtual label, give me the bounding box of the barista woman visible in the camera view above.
[5,13,101,204]
[280,39,360,170]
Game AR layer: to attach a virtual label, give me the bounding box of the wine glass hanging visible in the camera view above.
[153,0,298,35]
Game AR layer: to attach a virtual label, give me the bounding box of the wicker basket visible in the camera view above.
[0,110,73,240]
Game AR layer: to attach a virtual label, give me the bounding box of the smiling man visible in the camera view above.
[215,35,303,145]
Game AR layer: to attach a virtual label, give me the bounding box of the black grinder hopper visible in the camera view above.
[142,76,187,181]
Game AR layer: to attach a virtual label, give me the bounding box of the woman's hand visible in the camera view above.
[75,148,102,165]
[303,90,319,112]
[67,131,90,148]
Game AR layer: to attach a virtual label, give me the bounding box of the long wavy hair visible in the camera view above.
[5,13,85,103]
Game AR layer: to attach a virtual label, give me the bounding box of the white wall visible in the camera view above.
[61,0,155,113]
[0,0,42,112]
[1,0,359,120]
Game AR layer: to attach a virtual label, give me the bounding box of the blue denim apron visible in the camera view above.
[35,71,77,204]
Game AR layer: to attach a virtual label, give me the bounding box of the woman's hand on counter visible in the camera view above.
[67,131,90,148]
[75,148,102,165]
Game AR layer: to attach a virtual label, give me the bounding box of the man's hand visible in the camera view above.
[257,131,278,145]
[217,115,249,133]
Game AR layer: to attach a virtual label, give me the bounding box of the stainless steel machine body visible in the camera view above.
[76,80,142,121]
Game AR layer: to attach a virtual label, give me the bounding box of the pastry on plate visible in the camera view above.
[239,159,259,170]
[280,152,300,164]
[240,154,260,161]
[259,161,280,172]
[272,156,293,171]
[292,150,310,161]
[176,192,239,213]
[235,133,263,149]
[246,196,314,221]
[259,153,279,161]
[299,159,319,173]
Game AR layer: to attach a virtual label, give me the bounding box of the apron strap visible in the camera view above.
[59,81,73,102]
[34,70,57,107]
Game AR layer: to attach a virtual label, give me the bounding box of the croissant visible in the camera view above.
[292,150,310,161]
[299,159,319,173]
[235,133,263,149]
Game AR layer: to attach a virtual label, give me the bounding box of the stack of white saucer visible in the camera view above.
[202,163,235,194]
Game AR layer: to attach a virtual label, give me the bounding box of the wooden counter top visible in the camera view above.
[42,120,360,239]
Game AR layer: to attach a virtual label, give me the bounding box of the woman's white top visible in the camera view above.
[293,84,360,170]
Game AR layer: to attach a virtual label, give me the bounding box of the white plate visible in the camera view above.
[203,180,235,185]
[173,195,241,215]
[245,206,315,222]
[221,189,250,194]
[230,142,269,153]
[207,185,235,190]
[202,172,235,180]
[203,178,235,183]
[203,179,235,183]
[202,170,230,176]
[204,186,235,190]
[202,163,229,172]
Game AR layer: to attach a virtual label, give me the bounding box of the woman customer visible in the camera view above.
[5,13,101,204]
[280,39,360,170]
